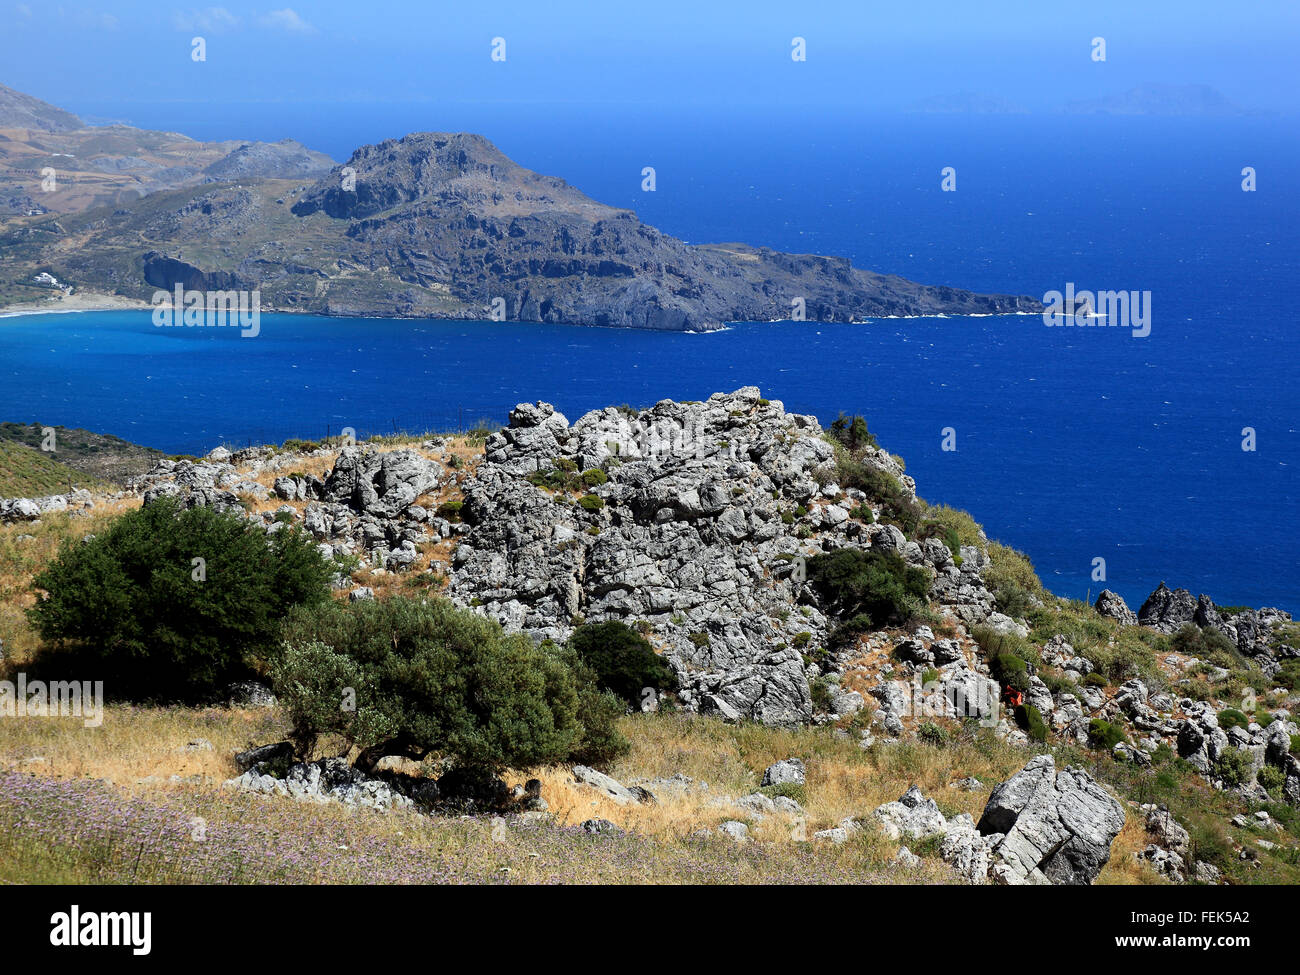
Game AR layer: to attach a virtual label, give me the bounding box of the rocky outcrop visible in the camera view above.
[446,388,997,726]
[975,755,1125,885]
[1094,589,1138,626]
[1138,582,1199,633]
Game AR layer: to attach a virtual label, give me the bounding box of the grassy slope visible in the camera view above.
[0,422,161,485]
[0,439,108,496]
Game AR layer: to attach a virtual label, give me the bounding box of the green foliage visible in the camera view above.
[972,625,1032,694]
[687,630,710,648]
[922,505,984,548]
[917,722,948,746]
[581,468,608,487]
[568,621,677,706]
[759,781,806,804]
[1170,623,1236,660]
[827,413,877,451]
[28,497,332,701]
[810,677,834,712]
[917,518,964,566]
[984,542,1042,618]
[1217,708,1249,732]
[275,596,626,773]
[827,442,920,535]
[1017,704,1048,742]
[578,494,605,511]
[1258,765,1286,794]
[1212,748,1254,788]
[1082,671,1108,687]
[1278,660,1300,692]
[805,548,931,630]
[435,500,463,521]
[1088,718,1126,751]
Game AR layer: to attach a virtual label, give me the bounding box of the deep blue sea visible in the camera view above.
[2,107,1296,612]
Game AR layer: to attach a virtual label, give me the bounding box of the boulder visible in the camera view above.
[873,785,948,842]
[976,754,1125,885]
[761,758,806,787]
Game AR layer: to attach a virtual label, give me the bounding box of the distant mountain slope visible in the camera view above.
[0,87,1039,330]
[0,83,334,215]
[0,82,83,132]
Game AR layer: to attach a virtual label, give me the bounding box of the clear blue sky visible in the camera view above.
[3,1,1297,114]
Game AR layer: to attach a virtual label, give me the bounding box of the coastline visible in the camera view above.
[0,292,1040,329]
[0,293,153,319]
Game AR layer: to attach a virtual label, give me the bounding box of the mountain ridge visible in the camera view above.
[0,86,1041,330]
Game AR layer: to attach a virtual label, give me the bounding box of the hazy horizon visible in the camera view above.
[3,1,1298,119]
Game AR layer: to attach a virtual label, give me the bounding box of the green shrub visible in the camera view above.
[275,596,626,773]
[578,494,605,511]
[972,625,1032,693]
[828,613,875,648]
[829,447,920,534]
[1170,623,1237,661]
[435,500,463,521]
[1258,765,1286,794]
[29,497,332,702]
[984,542,1043,614]
[1212,748,1254,788]
[553,457,578,473]
[917,722,948,746]
[1217,708,1249,732]
[1088,718,1126,751]
[688,630,710,648]
[793,632,812,648]
[1082,672,1108,687]
[922,505,983,548]
[1273,659,1300,692]
[805,548,931,629]
[849,503,874,523]
[1016,704,1048,742]
[581,468,608,487]
[810,677,834,713]
[827,413,877,451]
[568,620,676,707]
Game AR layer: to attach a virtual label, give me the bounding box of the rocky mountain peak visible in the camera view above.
[291,130,613,221]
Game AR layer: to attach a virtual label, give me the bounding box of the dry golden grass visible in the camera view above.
[0,704,288,786]
[0,700,1165,884]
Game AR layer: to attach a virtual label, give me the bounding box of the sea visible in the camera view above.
[1,105,1296,612]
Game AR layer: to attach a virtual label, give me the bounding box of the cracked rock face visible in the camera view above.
[446,388,992,727]
[976,754,1125,885]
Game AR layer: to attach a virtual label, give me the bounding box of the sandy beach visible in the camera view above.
[0,292,152,319]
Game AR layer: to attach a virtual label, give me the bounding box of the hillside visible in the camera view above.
[0,85,1040,330]
[0,439,105,496]
[1,389,1296,886]
[0,421,162,485]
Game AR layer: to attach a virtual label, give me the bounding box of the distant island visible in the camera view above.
[0,84,1039,331]
[1063,83,1252,117]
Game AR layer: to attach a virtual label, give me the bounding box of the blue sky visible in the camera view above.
[3,1,1298,115]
